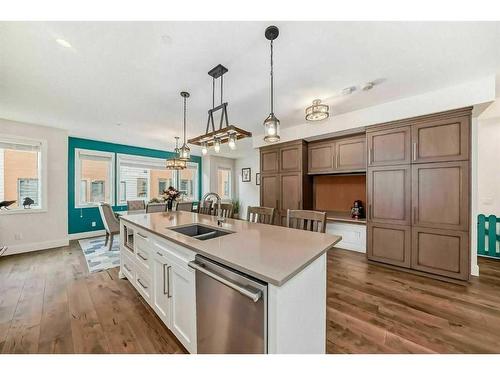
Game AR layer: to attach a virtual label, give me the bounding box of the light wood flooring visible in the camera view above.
[1,241,500,353]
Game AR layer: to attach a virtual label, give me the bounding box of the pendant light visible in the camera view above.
[166,136,187,170]
[263,25,280,143]
[305,99,329,121]
[179,91,191,160]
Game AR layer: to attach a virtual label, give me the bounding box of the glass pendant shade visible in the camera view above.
[263,113,280,143]
[166,157,186,170]
[201,141,208,156]
[214,138,221,153]
[228,133,237,150]
[305,99,329,121]
[179,143,190,160]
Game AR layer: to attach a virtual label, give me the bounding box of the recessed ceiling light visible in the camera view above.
[362,82,375,91]
[342,86,356,95]
[56,38,72,48]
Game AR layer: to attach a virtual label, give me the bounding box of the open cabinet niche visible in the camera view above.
[313,174,366,217]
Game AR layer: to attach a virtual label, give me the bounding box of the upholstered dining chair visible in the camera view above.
[198,200,213,215]
[247,206,275,225]
[146,203,167,213]
[98,202,120,250]
[286,209,327,233]
[127,200,145,211]
[218,203,234,219]
[176,201,194,212]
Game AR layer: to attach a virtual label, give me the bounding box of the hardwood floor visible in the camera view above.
[1,242,500,354]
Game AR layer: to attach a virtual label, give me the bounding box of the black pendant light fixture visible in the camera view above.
[263,25,280,143]
[179,91,191,161]
[188,64,252,153]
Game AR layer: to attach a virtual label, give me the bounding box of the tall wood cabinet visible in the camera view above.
[260,140,312,225]
[366,107,471,281]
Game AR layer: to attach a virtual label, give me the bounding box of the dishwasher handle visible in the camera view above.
[188,260,262,303]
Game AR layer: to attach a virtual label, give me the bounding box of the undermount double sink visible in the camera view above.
[169,224,233,241]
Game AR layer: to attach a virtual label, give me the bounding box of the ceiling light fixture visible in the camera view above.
[179,91,191,161]
[166,136,187,170]
[342,86,356,95]
[188,64,252,152]
[305,99,329,122]
[362,82,375,91]
[263,25,280,143]
[56,38,72,48]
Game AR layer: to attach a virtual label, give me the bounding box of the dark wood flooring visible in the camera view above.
[1,242,500,353]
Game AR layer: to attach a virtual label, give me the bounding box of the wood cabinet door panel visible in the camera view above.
[411,227,469,280]
[412,115,469,163]
[280,173,302,211]
[308,142,335,174]
[261,149,279,174]
[412,161,468,231]
[280,145,301,172]
[367,126,411,166]
[367,223,411,268]
[260,174,279,210]
[367,165,411,225]
[335,137,366,171]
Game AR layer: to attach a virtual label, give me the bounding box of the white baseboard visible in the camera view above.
[3,238,69,256]
[68,229,106,241]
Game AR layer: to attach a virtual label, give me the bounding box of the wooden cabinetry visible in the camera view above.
[308,135,366,174]
[366,107,471,282]
[260,140,311,225]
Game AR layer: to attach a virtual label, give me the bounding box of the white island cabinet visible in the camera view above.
[119,211,341,354]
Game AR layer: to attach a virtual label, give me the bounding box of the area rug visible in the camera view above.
[78,236,120,273]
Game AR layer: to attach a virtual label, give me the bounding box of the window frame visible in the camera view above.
[217,166,232,201]
[74,148,115,208]
[0,134,47,215]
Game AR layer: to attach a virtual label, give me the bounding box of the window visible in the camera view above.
[137,178,148,198]
[217,167,232,200]
[0,136,44,211]
[178,162,198,201]
[117,154,176,204]
[75,149,114,207]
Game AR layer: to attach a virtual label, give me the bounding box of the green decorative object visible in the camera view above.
[477,214,500,258]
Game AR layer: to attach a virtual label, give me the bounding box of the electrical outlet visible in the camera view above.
[91,221,96,227]
[14,233,22,240]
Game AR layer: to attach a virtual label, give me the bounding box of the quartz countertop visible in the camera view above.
[120,211,341,286]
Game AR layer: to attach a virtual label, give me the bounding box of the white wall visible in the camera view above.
[0,118,68,255]
[235,148,260,220]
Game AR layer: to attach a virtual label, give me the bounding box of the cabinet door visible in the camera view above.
[279,173,302,226]
[367,223,411,268]
[308,141,335,174]
[169,263,197,353]
[260,174,280,210]
[367,165,411,225]
[335,136,366,171]
[261,148,279,174]
[280,144,302,173]
[412,161,468,231]
[411,227,469,280]
[367,126,411,166]
[152,255,171,328]
[412,115,469,163]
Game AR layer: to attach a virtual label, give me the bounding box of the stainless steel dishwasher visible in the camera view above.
[188,255,267,354]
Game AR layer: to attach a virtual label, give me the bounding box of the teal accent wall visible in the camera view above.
[68,137,202,234]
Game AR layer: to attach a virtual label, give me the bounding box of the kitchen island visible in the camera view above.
[119,211,341,354]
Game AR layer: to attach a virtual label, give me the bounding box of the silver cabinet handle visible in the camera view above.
[163,263,168,295]
[123,263,132,272]
[156,251,163,257]
[136,233,147,239]
[137,252,148,261]
[167,266,172,298]
[137,278,148,289]
[412,142,417,161]
[368,148,372,165]
[188,261,262,303]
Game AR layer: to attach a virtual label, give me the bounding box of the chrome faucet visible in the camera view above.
[201,192,224,226]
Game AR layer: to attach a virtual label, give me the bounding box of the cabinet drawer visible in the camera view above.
[121,252,135,281]
[135,267,152,303]
[135,232,152,269]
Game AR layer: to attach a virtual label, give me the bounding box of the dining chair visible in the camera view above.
[98,202,120,250]
[146,202,167,213]
[218,203,234,219]
[198,200,213,215]
[247,206,275,225]
[127,200,145,211]
[286,209,327,233]
[176,201,194,212]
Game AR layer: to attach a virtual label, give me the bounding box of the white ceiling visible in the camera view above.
[1,21,500,157]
